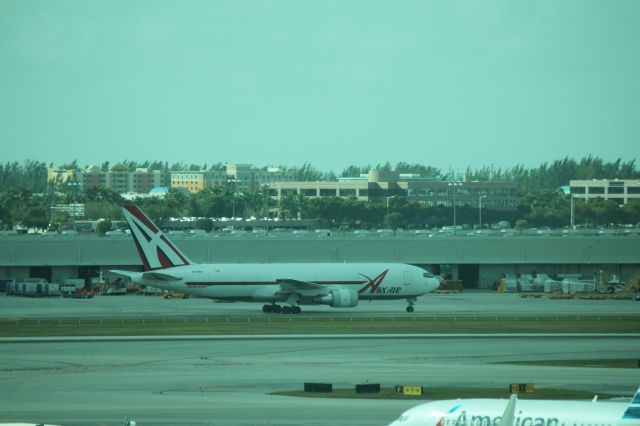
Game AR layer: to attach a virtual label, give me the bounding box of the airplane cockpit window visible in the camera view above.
[423,271,433,278]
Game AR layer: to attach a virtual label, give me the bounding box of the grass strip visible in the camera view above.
[273,386,624,400]
[0,315,638,337]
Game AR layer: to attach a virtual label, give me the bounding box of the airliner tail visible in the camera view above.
[121,205,193,271]
[622,386,640,422]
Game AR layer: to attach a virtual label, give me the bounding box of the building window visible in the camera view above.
[339,189,356,197]
[608,186,624,194]
[301,189,316,196]
[570,187,585,194]
[589,187,605,194]
[628,187,640,194]
[320,188,337,196]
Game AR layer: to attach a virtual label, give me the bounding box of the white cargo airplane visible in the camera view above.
[111,205,439,314]
[388,386,640,426]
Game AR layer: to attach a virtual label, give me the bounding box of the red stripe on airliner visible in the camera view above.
[131,231,151,271]
[124,205,159,234]
[186,281,277,286]
[160,235,190,265]
[358,269,389,294]
[134,222,152,242]
[186,281,368,286]
[157,247,173,269]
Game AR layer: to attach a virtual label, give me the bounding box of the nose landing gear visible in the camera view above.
[406,297,416,313]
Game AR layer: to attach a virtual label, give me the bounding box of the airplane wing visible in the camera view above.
[276,278,328,296]
[500,394,517,426]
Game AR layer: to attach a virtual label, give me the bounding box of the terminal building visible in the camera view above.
[1,232,638,290]
[570,179,640,205]
[271,171,518,210]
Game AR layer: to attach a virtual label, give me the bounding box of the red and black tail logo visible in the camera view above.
[358,269,389,294]
[122,205,192,271]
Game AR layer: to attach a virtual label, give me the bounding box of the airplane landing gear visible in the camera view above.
[263,304,283,313]
[406,297,416,313]
[281,305,301,314]
[281,294,301,314]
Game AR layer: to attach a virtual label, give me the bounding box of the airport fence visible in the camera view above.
[0,314,638,337]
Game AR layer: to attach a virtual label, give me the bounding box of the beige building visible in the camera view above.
[271,171,518,210]
[171,164,294,193]
[171,170,228,193]
[570,179,640,205]
[48,165,163,194]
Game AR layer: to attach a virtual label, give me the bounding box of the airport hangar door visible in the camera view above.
[458,264,480,289]
[29,266,52,283]
[420,264,480,289]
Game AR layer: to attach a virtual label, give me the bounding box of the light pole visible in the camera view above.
[50,170,65,229]
[570,196,575,230]
[478,195,487,229]
[386,195,396,216]
[448,182,462,227]
[227,178,239,229]
[263,184,270,233]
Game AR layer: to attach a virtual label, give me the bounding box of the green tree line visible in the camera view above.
[0,157,639,231]
[2,156,638,193]
[1,185,639,232]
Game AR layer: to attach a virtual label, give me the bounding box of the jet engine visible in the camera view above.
[318,288,359,308]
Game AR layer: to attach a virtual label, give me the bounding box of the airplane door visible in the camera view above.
[404,271,411,285]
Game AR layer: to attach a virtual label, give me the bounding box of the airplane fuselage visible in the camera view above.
[132,262,434,304]
[389,398,636,426]
[115,205,439,312]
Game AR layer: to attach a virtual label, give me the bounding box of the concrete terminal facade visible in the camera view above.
[271,170,518,209]
[570,179,640,205]
[1,233,639,289]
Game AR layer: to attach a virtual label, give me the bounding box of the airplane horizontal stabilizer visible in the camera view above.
[109,269,140,278]
[142,272,183,282]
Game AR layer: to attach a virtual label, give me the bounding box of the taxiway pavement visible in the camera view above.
[2,291,639,320]
[1,335,638,425]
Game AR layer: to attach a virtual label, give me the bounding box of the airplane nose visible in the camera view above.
[426,277,440,292]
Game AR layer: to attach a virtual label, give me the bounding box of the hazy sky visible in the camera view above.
[1,0,638,174]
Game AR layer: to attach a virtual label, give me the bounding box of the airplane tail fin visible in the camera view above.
[500,394,517,426]
[622,386,640,422]
[121,205,193,271]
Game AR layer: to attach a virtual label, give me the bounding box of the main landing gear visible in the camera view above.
[262,304,301,314]
[262,304,281,313]
[406,297,416,313]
